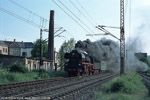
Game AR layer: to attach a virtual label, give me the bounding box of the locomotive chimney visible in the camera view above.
[48,10,54,71]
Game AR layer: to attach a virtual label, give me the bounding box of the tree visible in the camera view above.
[31,39,48,58]
[9,61,28,73]
[58,38,76,70]
[140,58,150,67]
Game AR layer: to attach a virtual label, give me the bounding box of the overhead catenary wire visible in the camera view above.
[2,0,73,39]
[52,0,91,35]
[2,0,94,41]
[76,0,98,25]
[8,0,48,28]
[69,0,95,27]
[57,0,95,34]
[0,7,41,28]
[53,0,97,40]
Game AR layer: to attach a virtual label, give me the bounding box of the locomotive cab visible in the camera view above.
[64,50,97,76]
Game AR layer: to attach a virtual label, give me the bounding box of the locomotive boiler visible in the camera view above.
[64,50,101,76]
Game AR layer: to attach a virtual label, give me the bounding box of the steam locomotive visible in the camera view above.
[64,50,101,76]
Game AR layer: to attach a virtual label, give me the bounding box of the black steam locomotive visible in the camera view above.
[64,50,100,76]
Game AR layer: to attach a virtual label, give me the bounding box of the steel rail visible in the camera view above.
[13,73,118,98]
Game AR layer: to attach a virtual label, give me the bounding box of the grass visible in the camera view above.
[0,64,67,84]
[94,71,150,100]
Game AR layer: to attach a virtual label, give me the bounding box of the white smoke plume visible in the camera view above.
[126,27,149,72]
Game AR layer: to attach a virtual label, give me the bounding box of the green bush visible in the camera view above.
[0,65,68,84]
[8,61,28,73]
[32,69,46,73]
[102,71,146,94]
[49,71,68,77]
[0,64,2,68]
[112,94,131,100]
[140,58,150,67]
[145,69,150,76]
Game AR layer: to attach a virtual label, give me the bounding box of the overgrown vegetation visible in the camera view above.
[31,39,48,59]
[58,38,76,70]
[140,58,150,67]
[0,62,67,84]
[139,58,150,76]
[145,69,150,76]
[94,71,150,100]
[8,61,28,73]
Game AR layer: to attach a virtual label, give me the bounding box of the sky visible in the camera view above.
[0,0,150,54]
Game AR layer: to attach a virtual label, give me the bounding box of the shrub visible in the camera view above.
[9,61,28,73]
[41,73,50,78]
[110,79,125,92]
[102,71,146,94]
[49,71,68,77]
[32,69,46,73]
[32,69,39,72]
[112,94,131,100]
[145,69,150,76]
[0,64,2,68]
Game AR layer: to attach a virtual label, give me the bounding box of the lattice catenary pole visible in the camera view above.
[120,0,125,75]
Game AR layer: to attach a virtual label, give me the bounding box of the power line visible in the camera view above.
[2,0,96,41]
[52,0,91,35]
[0,7,41,28]
[55,0,97,40]
[69,0,95,27]
[57,0,95,34]
[1,0,69,36]
[8,0,48,28]
[76,0,98,25]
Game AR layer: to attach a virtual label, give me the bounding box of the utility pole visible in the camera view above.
[39,29,43,77]
[120,0,125,75]
[48,10,54,71]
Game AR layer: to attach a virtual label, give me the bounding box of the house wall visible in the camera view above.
[0,54,52,72]
[9,48,21,56]
[0,54,25,68]
[25,58,51,71]
[0,45,8,55]
[21,48,33,57]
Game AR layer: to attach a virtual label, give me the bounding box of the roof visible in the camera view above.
[24,42,34,48]
[0,41,7,46]
[0,40,33,48]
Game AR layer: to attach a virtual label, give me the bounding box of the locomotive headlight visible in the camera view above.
[78,64,81,66]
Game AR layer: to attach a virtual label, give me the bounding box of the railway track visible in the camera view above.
[138,72,150,96]
[0,72,119,100]
[0,77,78,97]
[48,73,119,100]
[138,72,150,81]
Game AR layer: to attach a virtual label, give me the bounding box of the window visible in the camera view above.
[22,52,27,57]
[3,48,4,53]
[2,48,7,53]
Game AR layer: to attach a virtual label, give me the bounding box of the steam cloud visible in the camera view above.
[75,38,148,72]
